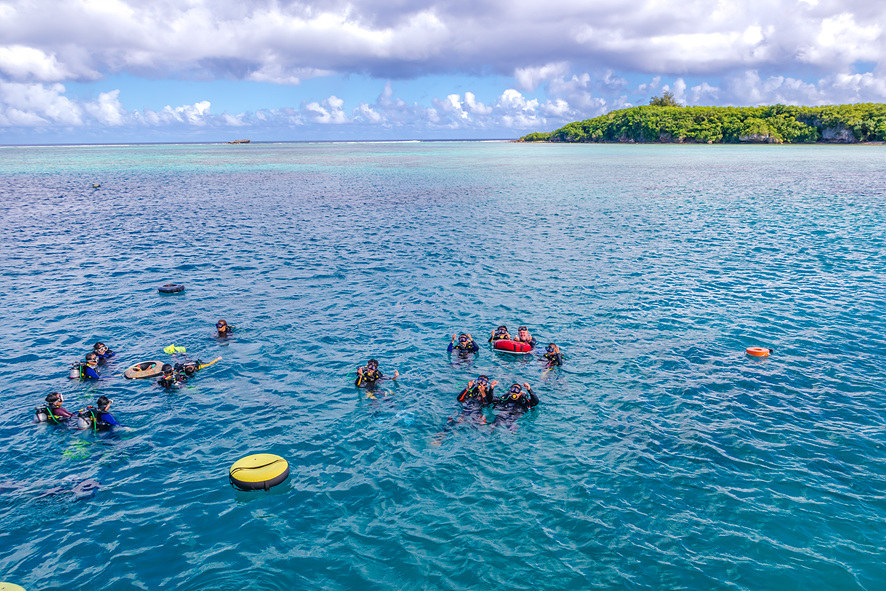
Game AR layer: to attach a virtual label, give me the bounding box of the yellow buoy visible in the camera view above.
[0,583,27,591]
[229,453,289,491]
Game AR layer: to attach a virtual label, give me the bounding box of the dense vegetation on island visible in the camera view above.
[521,97,886,144]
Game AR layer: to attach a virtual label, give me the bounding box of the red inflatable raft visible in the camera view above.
[493,339,532,354]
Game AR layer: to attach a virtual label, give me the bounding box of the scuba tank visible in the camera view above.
[34,407,49,423]
[69,362,85,379]
[77,407,111,430]
[76,408,94,430]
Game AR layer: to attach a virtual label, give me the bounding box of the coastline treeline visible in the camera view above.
[520,103,886,144]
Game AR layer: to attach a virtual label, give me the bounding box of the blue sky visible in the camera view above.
[1,0,884,144]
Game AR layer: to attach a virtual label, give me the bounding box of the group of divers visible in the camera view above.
[35,320,562,432]
[33,320,234,430]
[355,325,562,430]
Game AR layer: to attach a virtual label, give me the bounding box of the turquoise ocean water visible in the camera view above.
[0,141,885,590]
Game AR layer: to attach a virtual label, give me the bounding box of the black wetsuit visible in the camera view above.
[175,361,198,372]
[488,333,510,343]
[79,407,120,429]
[95,349,115,366]
[495,388,538,420]
[448,340,479,354]
[544,351,563,367]
[158,374,184,389]
[457,385,495,409]
[355,367,383,388]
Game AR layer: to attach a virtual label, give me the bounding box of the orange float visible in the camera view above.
[746,347,773,357]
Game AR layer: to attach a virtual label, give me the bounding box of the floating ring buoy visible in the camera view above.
[124,360,165,379]
[746,347,773,357]
[158,283,185,294]
[230,454,289,491]
[493,339,532,353]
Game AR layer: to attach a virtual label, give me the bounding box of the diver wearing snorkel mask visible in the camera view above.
[216,320,234,338]
[490,382,539,429]
[92,342,116,365]
[355,359,399,388]
[495,382,539,411]
[457,375,498,407]
[488,325,511,342]
[543,343,562,368]
[514,326,537,349]
[448,333,479,354]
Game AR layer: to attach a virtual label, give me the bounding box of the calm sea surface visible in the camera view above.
[0,141,884,590]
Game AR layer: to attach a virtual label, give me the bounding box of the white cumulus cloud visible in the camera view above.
[798,13,882,67]
[464,92,492,115]
[84,89,125,125]
[0,46,73,82]
[515,62,570,91]
[0,81,83,126]
[305,95,348,124]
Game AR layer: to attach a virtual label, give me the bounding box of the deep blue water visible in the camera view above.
[1,141,885,590]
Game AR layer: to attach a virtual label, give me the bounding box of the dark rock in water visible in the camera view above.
[71,479,101,499]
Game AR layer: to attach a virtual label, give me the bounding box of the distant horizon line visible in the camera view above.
[0,138,518,149]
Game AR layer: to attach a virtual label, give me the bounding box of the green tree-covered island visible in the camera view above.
[520,94,886,144]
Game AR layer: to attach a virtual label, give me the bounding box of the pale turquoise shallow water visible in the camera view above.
[0,141,885,590]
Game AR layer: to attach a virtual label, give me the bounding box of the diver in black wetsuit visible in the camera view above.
[448,333,479,354]
[81,353,103,379]
[34,392,74,424]
[435,375,499,436]
[78,396,121,430]
[457,375,498,408]
[543,344,562,368]
[514,326,537,349]
[216,320,233,338]
[175,359,202,377]
[492,382,539,429]
[159,358,207,389]
[488,325,511,343]
[355,359,399,388]
[157,364,181,389]
[92,342,116,366]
